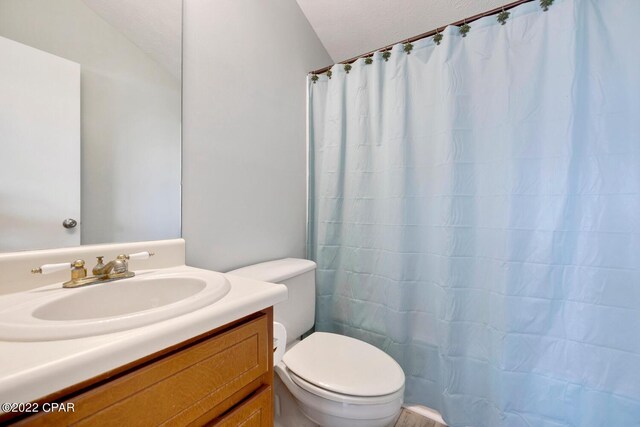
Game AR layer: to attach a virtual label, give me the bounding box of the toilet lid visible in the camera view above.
[282,332,405,397]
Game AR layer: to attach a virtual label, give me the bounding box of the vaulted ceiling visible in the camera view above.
[82,0,182,79]
[295,0,507,62]
[81,0,509,76]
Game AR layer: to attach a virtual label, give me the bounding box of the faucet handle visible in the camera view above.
[31,262,72,275]
[32,260,87,281]
[32,259,85,275]
[125,251,155,260]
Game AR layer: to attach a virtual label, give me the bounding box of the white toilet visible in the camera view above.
[228,258,405,427]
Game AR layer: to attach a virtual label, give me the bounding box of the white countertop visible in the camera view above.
[0,265,287,404]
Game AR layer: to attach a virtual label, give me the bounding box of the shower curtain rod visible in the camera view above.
[310,0,535,75]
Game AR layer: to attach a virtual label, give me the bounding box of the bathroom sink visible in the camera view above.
[0,271,231,341]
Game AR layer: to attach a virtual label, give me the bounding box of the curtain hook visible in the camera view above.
[434,28,443,46]
[460,19,471,37]
[540,0,554,12]
[404,38,414,55]
[497,6,510,25]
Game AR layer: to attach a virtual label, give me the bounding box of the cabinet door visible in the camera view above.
[213,385,272,427]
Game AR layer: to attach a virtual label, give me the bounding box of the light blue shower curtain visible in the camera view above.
[308,0,640,426]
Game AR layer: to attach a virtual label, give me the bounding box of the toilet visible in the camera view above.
[228,258,405,427]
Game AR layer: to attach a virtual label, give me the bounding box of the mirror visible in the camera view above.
[0,0,182,252]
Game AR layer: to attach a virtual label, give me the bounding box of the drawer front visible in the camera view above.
[17,314,269,426]
[212,385,272,427]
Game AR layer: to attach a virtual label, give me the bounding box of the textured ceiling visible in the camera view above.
[82,0,182,79]
[296,0,507,63]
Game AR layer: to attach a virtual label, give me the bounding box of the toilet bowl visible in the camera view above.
[228,259,406,427]
[275,332,404,427]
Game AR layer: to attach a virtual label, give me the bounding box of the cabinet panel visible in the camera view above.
[13,312,272,426]
[213,385,272,427]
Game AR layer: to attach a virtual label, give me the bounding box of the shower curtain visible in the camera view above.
[308,0,640,425]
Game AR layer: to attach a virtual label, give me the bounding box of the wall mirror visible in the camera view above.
[0,0,182,252]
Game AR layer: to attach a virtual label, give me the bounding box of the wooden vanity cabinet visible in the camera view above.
[4,308,274,426]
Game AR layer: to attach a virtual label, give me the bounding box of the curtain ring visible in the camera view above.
[459,19,471,37]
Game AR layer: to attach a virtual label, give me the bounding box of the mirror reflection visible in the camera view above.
[0,0,182,252]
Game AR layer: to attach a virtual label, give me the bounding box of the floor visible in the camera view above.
[395,408,447,427]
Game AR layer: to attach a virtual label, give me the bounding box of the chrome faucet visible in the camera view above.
[31,251,154,288]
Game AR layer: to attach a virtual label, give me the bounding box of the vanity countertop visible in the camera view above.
[0,265,287,405]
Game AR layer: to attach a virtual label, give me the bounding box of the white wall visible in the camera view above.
[0,0,181,246]
[182,0,332,272]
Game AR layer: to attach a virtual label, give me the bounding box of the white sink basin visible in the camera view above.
[0,270,231,341]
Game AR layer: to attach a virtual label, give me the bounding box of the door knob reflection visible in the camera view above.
[62,218,78,229]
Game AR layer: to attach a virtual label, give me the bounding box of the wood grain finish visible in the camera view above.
[7,308,274,427]
[213,385,272,427]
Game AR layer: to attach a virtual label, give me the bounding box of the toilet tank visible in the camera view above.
[227,258,316,344]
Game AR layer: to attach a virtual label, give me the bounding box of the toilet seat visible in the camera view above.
[275,362,404,427]
[282,332,405,398]
[288,368,404,405]
[275,333,405,426]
